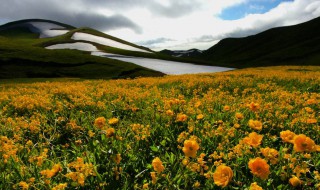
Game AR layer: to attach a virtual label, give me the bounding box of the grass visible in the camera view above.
[0,20,224,79]
[0,66,319,189]
[0,34,164,79]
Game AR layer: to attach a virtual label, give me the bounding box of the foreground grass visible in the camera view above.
[0,66,319,189]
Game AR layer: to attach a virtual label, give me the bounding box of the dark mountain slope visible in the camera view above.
[0,19,76,38]
[200,16,320,67]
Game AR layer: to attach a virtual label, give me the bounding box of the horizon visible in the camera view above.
[1,0,320,51]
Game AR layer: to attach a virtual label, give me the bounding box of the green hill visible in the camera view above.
[200,16,320,68]
[0,19,164,79]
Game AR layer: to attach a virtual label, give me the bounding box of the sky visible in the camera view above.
[0,0,320,51]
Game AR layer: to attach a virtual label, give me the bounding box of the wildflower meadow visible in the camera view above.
[0,66,319,189]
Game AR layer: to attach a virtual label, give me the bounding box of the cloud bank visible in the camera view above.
[0,0,320,50]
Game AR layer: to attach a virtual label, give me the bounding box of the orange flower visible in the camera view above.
[196,114,204,120]
[182,139,200,158]
[293,134,316,152]
[260,147,279,164]
[235,113,244,120]
[104,128,115,137]
[248,120,262,130]
[243,132,263,148]
[94,117,106,129]
[249,182,263,190]
[114,154,122,165]
[152,157,165,173]
[19,181,29,190]
[150,172,157,184]
[304,107,313,113]
[108,118,119,125]
[40,164,62,178]
[223,105,230,111]
[280,130,296,143]
[289,176,302,187]
[248,157,270,180]
[213,165,233,188]
[248,102,260,112]
[306,118,317,124]
[52,183,68,190]
[166,109,174,116]
[142,183,149,189]
[176,113,188,122]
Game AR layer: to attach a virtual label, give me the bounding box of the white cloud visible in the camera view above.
[119,0,320,50]
[1,0,319,51]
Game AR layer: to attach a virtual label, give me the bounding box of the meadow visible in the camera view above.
[0,66,319,189]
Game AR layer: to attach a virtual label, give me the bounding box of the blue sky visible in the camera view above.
[220,0,294,20]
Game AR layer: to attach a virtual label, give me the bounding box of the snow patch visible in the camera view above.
[40,30,69,38]
[173,49,203,54]
[94,52,234,75]
[72,32,153,53]
[28,22,69,38]
[46,42,98,52]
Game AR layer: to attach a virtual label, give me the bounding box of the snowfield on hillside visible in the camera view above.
[71,32,153,53]
[28,22,69,38]
[46,42,98,52]
[93,52,234,75]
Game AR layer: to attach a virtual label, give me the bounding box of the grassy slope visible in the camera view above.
[40,27,233,68]
[0,37,164,79]
[200,16,320,68]
[0,22,164,79]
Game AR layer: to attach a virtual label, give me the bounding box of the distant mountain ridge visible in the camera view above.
[199,16,320,67]
[160,48,203,58]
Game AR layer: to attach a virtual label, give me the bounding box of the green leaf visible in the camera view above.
[150,146,158,152]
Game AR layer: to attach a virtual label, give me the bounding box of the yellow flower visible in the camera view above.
[19,181,29,190]
[40,164,62,178]
[234,123,241,129]
[104,128,115,137]
[114,154,122,165]
[166,110,174,116]
[143,183,149,189]
[196,114,204,120]
[213,165,233,188]
[250,182,263,190]
[248,157,270,180]
[193,181,201,188]
[52,183,68,190]
[248,102,260,112]
[152,157,165,173]
[150,172,157,184]
[280,130,296,143]
[235,113,244,120]
[88,130,95,137]
[243,132,263,148]
[94,117,106,129]
[293,134,317,152]
[108,118,119,125]
[223,105,230,111]
[306,118,317,124]
[176,113,188,122]
[304,107,313,113]
[248,120,262,130]
[260,147,279,164]
[182,139,200,158]
[289,176,302,187]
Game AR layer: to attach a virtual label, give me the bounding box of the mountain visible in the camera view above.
[199,16,320,67]
[159,49,203,58]
[0,19,75,38]
[0,19,164,79]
